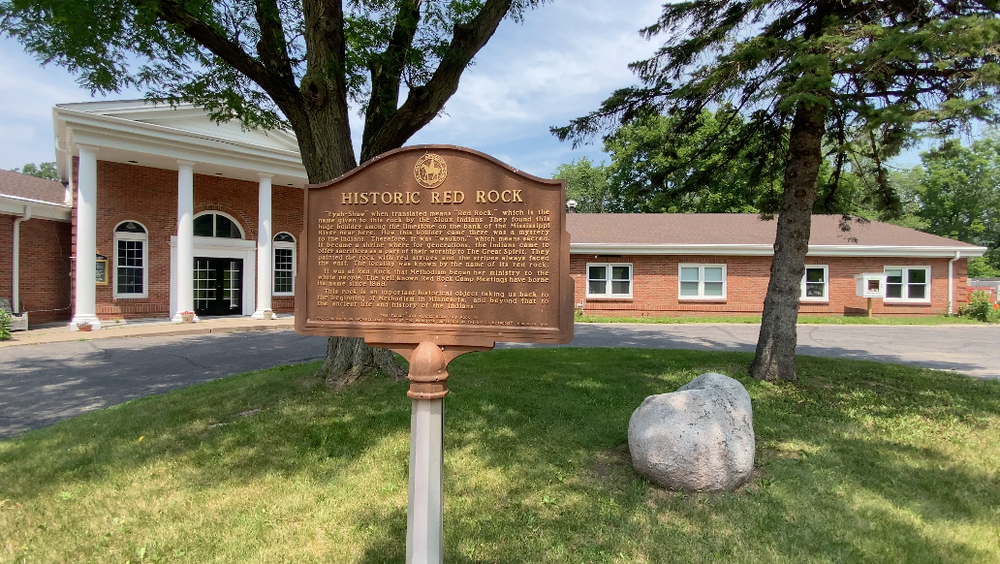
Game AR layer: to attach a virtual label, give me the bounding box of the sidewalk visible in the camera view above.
[0,315,296,348]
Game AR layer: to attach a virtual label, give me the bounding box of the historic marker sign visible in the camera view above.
[295,145,574,347]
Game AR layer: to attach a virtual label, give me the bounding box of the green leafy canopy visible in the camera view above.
[553,0,1000,206]
[0,0,544,152]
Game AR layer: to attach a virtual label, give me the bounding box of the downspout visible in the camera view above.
[12,205,32,314]
[948,251,961,315]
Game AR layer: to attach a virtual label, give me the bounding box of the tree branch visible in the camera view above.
[361,0,514,160]
[362,0,422,156]
[254,0,295,85]
[151,0,300,109]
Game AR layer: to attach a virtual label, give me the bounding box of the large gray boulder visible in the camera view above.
[628,372,755,491]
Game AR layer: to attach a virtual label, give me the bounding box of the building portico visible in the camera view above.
[55,101,308,330]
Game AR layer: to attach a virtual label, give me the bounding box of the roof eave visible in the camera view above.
[569,243,987,258]
[0,194,73,222]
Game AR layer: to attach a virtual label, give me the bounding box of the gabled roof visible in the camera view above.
[567,214,986,258]
[54,100,308,188]
[0,170,71,221]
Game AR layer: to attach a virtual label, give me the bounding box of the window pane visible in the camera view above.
[806,283,825,297]
[193,215,213,237]
[611,266,630,281]
[885,268,903,284]
[908,269,927,284]
[274,248,294,293]
[679,267,700,282]
[908,283,926,299]
[216,215,241,238]
[588,280,607,295]
[116,240,144,294]
[704,281,724,297]
[115,221,145,234]
[886,284,903,298]
[611,281,630,295]
[273,232,295,243]
[703,267,724,283]
[806,268,825,283]
[588,265,607,281]
[680,281,700,296]
[274,272,292,294]
[274,248,293,270]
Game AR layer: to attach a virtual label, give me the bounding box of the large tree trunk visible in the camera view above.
[750,100,828,381]
[286,0,513,388]
[316,336,407,389]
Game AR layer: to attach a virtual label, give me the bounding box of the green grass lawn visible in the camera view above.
[576,313,984,325]
[2,350,999,563]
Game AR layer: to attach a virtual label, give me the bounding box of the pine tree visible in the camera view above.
[555,0,1000,381]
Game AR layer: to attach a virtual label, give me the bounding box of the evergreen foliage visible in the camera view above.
[554,0,1000,381]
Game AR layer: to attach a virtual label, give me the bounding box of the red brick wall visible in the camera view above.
[571,254,968,317]
[71,160,304,320]
[0,214,72,325]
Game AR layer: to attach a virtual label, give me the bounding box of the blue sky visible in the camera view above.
[0,0,930,178]
[0,1,662,178]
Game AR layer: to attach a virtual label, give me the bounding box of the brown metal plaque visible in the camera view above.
[295,145,574,348]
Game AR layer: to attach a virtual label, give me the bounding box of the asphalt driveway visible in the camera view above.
[2,323,998,439]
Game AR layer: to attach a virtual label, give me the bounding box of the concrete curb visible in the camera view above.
[0,317,297,348]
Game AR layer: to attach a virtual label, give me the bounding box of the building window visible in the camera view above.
[114,221,148,298]
[679,264,726,299]
[801,265,829,301]
[885,266,930,302]
[193,212,244,239]
[273,232,295,295]
[587,263,632,298]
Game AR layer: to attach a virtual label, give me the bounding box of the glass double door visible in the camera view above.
[194,257,243,317]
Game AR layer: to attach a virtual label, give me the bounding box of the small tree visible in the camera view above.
[14,162,59,180]
[2,0,545,387]
[552,157,612,213]
[555,0,1000,381]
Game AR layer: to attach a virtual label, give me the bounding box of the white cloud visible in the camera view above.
[0,0,665,175]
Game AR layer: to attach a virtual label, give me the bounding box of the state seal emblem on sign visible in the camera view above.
[414,153,448,189]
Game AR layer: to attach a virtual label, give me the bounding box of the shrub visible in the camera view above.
[0,309,11,341]
[959,290,1000,323]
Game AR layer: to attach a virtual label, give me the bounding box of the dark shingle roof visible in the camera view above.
[0,169,68,206]
[566,213,981,248]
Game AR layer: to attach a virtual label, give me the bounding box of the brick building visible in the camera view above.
[568,214,985,317]
[1,100,987,331]
[53,100,307,330]
[0,170,73,325]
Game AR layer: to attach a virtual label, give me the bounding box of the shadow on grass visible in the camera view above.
[2,347,999,562]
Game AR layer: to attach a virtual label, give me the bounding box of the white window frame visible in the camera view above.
[272,233,296,296]
[884,266,931,303]
[678,264,727,300]
[113,221,149,299]
[801,265,829,302]
[586,262,633,298]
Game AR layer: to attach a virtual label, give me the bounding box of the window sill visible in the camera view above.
[273,293,295,297]
[884,300,932,306]
[113,295,148,300]
[801,299,830,304]
[585,296,633,301]
[678,297,727,302]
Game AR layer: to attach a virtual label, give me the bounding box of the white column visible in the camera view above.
[71,145,102,330]
[172,160,198,323]
[252,173,273,319]
[406,398,444,564]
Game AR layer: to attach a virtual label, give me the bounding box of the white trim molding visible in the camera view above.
[570,243,987,259]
